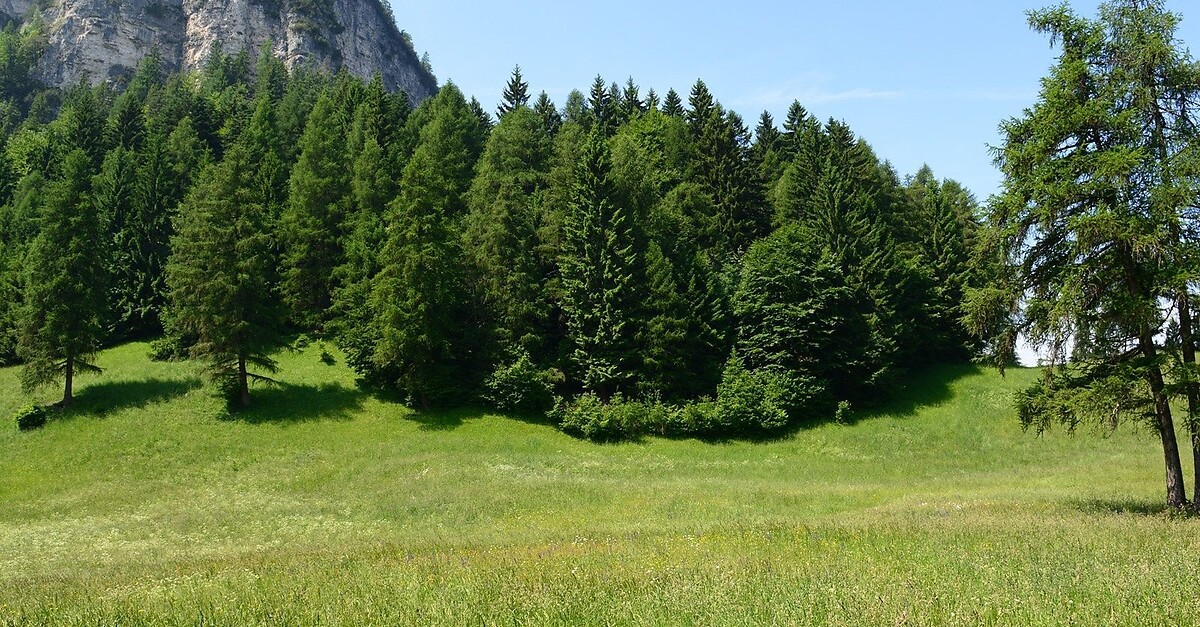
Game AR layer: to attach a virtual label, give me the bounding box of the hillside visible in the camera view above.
[1,343,1197,625]
[0,0,437,98]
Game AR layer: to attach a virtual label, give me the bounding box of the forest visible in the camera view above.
[0,20,988,442]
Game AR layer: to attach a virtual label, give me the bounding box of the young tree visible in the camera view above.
[17,150,109,407]
[966,0,1198,508]
[166,143,284,408]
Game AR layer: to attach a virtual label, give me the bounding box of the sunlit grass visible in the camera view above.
[1,342,1196,625]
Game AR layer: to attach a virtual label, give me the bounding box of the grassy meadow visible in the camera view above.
[1,342,1197,625]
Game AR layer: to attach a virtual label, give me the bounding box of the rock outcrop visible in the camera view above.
[0,0,437,101]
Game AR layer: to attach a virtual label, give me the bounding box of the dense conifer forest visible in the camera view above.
[0,21,986,440]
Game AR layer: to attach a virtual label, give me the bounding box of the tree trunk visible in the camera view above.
[62,354,74,408]
[1142,336,1189,508]
[238,354,250,408]
[1176,289,1200,506]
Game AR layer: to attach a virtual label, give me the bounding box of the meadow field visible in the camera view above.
[1,343,1197,625]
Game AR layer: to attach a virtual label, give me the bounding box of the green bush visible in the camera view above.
[483,350,555,414]
[714,355,830,434]
[13,405,48,431]
[554,393,645,442]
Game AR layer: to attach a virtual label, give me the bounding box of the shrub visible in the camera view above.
[148,335,189,362]
[483,350,555,414]
[714,355,831,434]
[553,393,645,442]
[13,405,48,431]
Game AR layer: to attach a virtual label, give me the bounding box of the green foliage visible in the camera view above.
[17,149,108,405]
[483,349,556,414]
[280,88,351,329]
[12,403,46,430]
[713,354,825,433]
[553,392,645,442]
[558,129,639,400]
[166,143,284,408]
[369,84,481,406]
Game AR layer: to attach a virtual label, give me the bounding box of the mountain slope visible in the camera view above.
[0,0,437,100]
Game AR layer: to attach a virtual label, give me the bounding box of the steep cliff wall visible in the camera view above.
[4,0,436,101]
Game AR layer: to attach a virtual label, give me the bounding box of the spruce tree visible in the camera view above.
[166,143,284,408]
[532,91,560,136]
[17,149,109,407]
[496,65,530,118]
[558,129,639,400]
[464,106,553,358]
[661,88,684,118]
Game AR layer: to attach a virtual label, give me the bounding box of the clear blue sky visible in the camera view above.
[388,0,1199,203]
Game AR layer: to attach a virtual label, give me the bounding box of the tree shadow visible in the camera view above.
[836,363,984,426]
[678,363,986,444]
[1072,497,1197,518]
[230,382,367,425]
[68,377,203,417]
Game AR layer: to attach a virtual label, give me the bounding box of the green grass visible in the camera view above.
[1,343,1197,625]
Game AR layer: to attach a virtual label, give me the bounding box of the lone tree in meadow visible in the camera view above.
[967,0,1200,508]
[17,149,109,407]
[166,142,285,408]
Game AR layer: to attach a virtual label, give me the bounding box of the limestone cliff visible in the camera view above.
[0,0,437,101]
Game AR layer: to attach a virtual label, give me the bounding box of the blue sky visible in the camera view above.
[388,0,1199,203]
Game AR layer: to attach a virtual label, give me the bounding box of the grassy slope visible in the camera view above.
[0,343,1197,625]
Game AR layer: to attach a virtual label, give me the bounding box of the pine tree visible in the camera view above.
[166,143,284,408]
[558,129,639,400]
[496,65,530,118]
[17,149,109,406]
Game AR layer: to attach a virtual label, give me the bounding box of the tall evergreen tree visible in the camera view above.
[558,130,639,400]
[17,149,108,407]
[280,89,352,329]
[370,84,481,405]
[464,106,554,358]
[166,143,284,408]
[532,91,561,136]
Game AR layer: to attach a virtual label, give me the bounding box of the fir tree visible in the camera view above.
[532,91,561,136]
[661,88,684,118]
[370,84,480,405]
[280,89,351,329]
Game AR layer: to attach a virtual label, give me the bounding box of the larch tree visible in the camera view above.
[166,142,284,408]
[966,0,1199,508]
[17,149,108,407]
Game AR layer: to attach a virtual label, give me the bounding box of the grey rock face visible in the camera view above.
[13,0,436,101]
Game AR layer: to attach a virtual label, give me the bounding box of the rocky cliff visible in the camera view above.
[0,0,437,101]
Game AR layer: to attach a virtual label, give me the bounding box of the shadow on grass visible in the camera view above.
[1072,497,1198,518]
[838,362,984,426]
[68,377,203,417]
[230,382,367,425]
[701,363,987,444]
